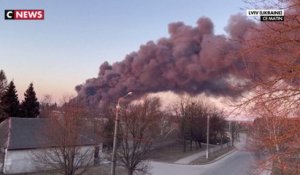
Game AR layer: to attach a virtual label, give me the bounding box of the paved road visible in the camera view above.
[197,150,254,175]
[150,133,257,175]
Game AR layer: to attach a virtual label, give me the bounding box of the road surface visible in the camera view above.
[150,133,257,175]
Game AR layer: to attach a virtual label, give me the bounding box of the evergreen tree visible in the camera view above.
[1,81,20,118]
[21,83,40,118]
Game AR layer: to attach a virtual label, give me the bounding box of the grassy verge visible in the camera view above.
[8,164,127,175]
[190,146,234,165]
[86,165,127,175]
[149,143,215,163]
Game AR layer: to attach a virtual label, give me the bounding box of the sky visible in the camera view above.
[0,0,246,103]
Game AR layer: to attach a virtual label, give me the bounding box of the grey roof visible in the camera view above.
[0,117,97,150]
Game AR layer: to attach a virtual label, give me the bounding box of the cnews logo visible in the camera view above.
[4,10,44,20]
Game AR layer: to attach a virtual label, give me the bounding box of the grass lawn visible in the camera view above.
[15,164,127,175]
[85,165,127,175]
[190,146,234,165]
[149,142,215,163]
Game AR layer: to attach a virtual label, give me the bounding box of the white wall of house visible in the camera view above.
[3,145,97,174]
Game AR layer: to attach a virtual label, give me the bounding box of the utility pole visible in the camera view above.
[111,92,132,175]
[206,114,210,159]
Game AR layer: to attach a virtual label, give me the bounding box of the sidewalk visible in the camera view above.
[174,144,232,164]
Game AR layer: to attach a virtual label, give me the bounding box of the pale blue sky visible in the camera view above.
[0,0,245,102]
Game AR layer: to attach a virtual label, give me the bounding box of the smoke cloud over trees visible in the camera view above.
[74,14,259,108]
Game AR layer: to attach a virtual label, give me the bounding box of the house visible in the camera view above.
[0,117,102,174]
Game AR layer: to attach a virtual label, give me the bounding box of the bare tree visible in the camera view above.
[236,0,300,173]
[174,97,205,151]
[117,97,162,175]
[210,111,227,145]
[33,104,95,175]
[238,0,300,112]
[229,121,239,147]
[101,105,116,152]
[39,94,58,118]
[249,101,300,174]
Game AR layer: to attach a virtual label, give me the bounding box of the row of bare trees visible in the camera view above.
[174,97,228,152]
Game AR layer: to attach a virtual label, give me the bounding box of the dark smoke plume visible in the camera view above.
[75,15,257,107]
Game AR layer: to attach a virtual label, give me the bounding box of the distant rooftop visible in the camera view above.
[0,117,97,150]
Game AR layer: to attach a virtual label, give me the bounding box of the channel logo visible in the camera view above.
[4,10,44,20]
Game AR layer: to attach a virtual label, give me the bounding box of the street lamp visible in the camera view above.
[111,92,132,175]
[206,114,210,159]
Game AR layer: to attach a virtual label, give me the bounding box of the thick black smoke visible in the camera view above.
[75,15,257,107]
